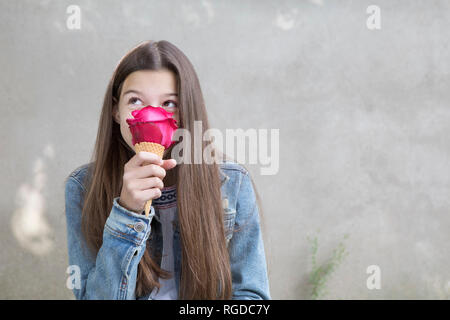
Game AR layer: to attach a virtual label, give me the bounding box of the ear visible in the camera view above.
[112,105,120,124]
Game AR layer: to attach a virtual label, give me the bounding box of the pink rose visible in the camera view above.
[126,105,178,149]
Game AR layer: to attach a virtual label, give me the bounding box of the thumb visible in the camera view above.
[161,159,177,170]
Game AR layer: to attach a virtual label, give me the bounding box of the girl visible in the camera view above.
[64,40,270,300]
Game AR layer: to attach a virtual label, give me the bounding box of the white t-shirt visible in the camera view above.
[148,185,178,300]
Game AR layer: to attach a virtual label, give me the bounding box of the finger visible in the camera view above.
[161,159,177,170]
[134,177,164,191]
[138,163,166,180]
[139,187,162,201]
[128,151,163,168]
[126,162,167,181]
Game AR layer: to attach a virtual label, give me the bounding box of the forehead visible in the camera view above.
[121,69,177,95]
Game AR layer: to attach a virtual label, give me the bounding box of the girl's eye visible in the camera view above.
[162,100,178,109]
[128,97,143,106]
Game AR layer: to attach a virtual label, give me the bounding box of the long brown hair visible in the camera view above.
[80,40,233,299]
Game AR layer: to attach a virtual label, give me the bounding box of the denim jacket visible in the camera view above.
[64,161,271,300]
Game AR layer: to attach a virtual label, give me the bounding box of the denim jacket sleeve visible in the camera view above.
[64,175,156,300]
[229,171,271,300]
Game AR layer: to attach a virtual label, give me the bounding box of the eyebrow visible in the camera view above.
[122,89,178,98]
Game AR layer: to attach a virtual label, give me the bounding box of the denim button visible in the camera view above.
[134,222,145,233]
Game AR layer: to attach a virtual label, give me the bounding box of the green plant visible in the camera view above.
[307,233,349,299]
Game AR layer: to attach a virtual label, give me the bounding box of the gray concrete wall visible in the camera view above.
[1,0,449,299]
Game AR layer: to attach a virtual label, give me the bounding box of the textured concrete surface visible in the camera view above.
[1,0,449,299]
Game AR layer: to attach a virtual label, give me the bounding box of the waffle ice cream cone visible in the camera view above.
[134,142,165,217]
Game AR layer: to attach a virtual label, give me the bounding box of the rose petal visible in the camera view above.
[126,105,179,148]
